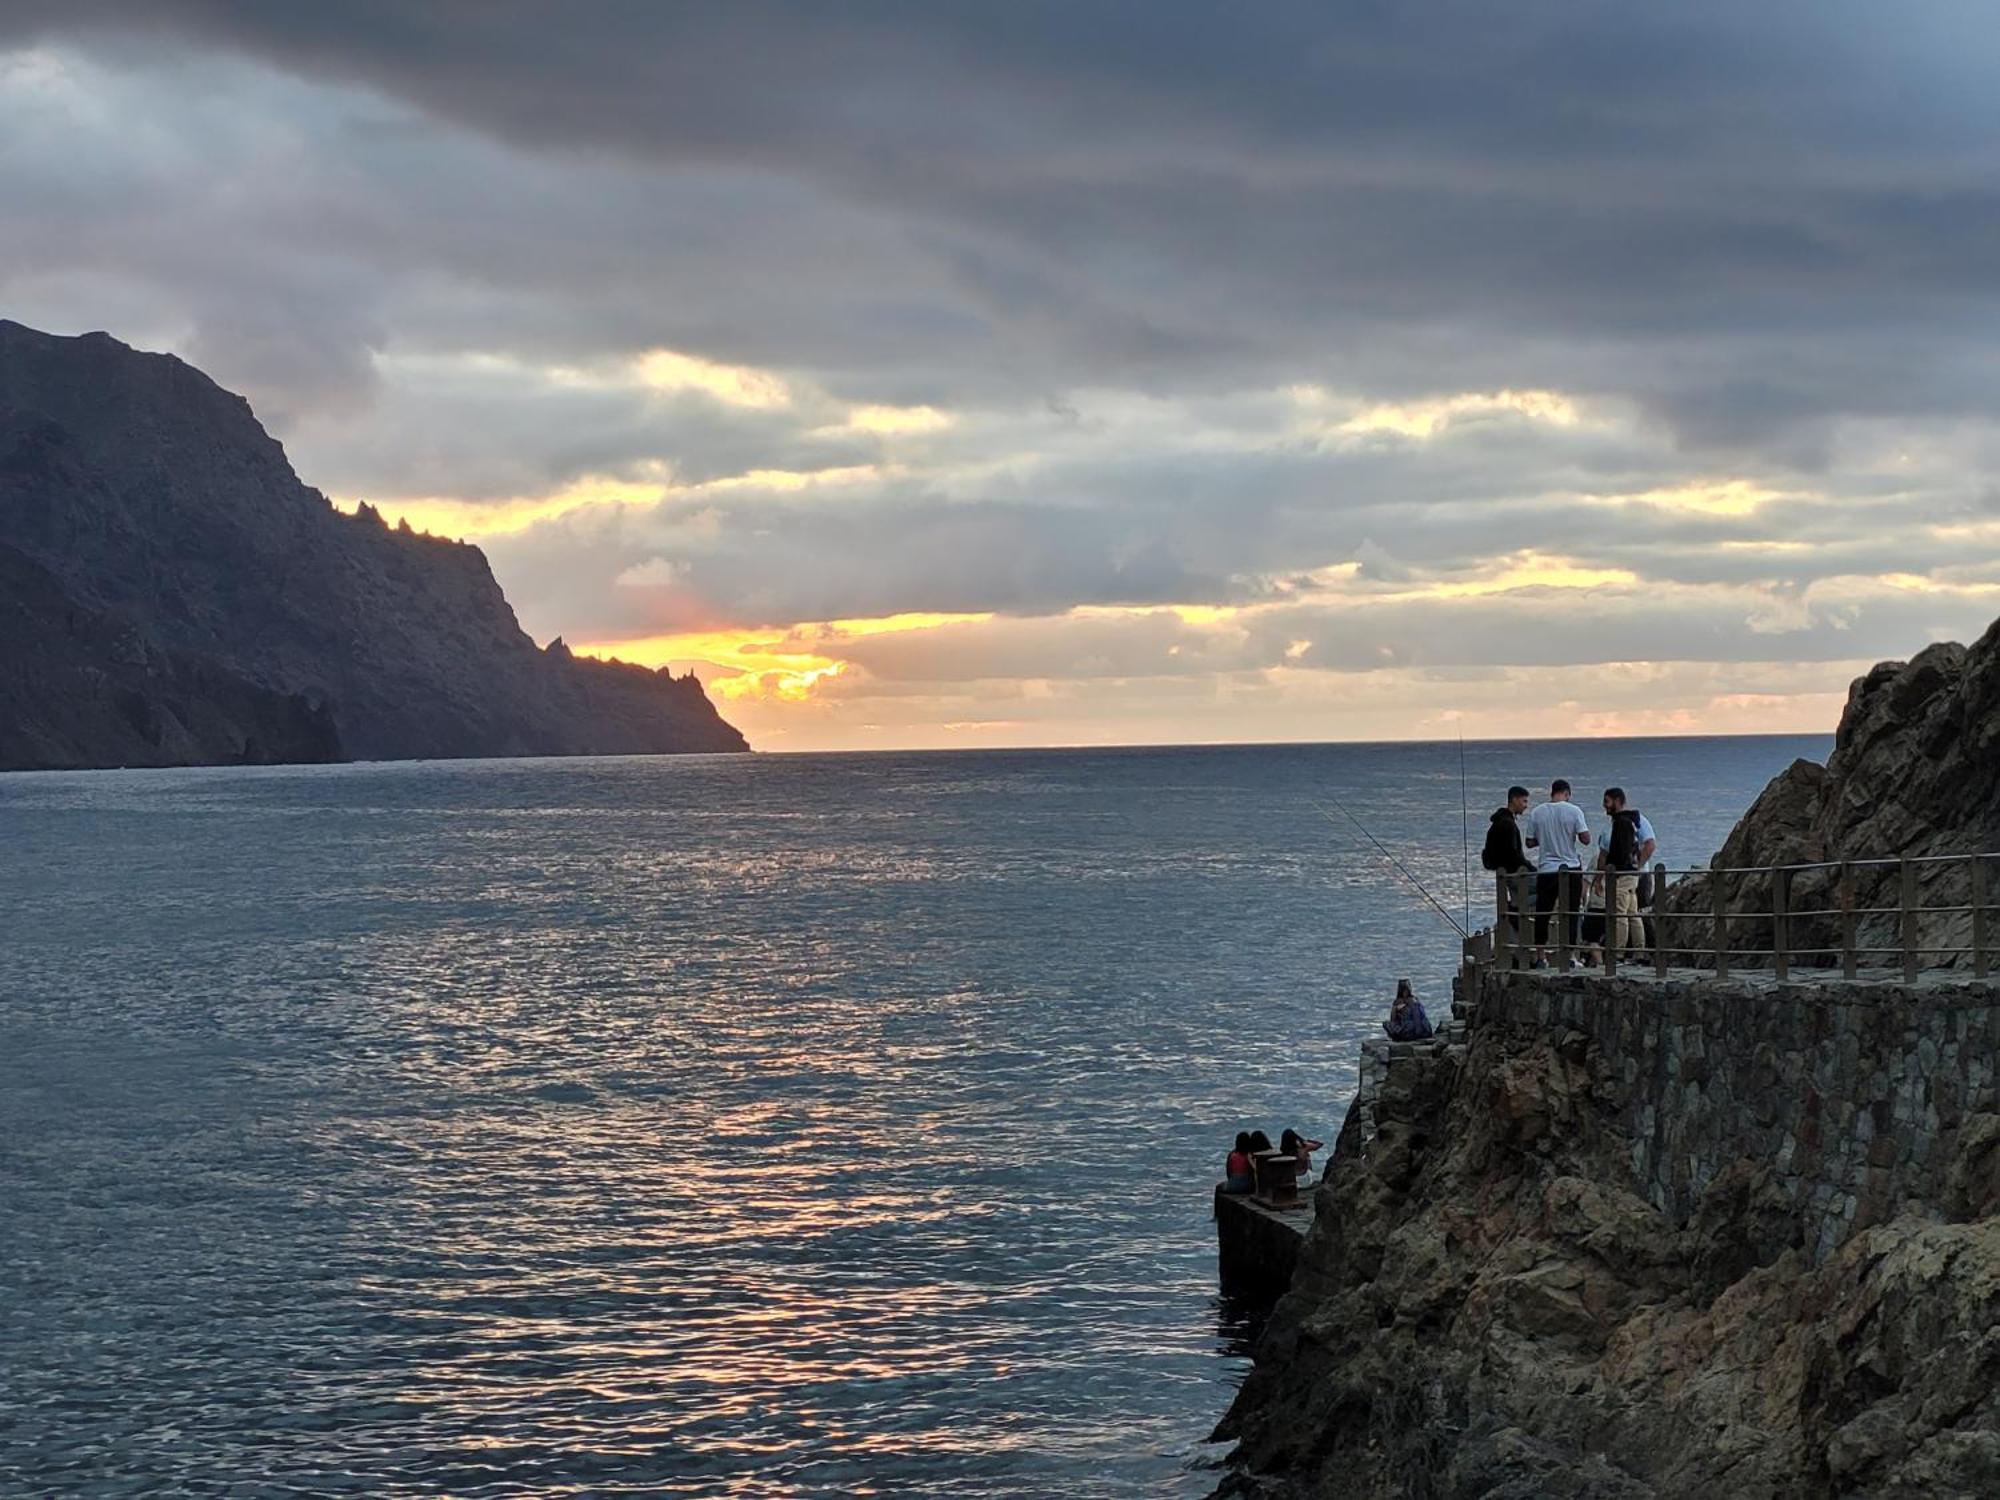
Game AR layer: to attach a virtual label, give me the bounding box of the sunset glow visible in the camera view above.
[16,13,2000,1500]
[1335,387,1582,439]
[335,475,670,537]
[1416,553,1642,598]
[1608,480,1784,517]
[578,612,995,704]
[635,348,793,409]
[13,11,2000,755]
[839,404,954,435]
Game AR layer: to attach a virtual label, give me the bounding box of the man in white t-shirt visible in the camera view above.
[1522,779,1592,966]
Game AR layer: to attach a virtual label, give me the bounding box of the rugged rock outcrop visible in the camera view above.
[0,320,747,769]
[1663,628,2000,967]
[1217,972,2000,1498]
[0,541,341,768]
[1220,624,2000,1495]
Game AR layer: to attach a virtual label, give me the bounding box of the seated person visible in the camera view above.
[1224,1131,1255,1194]
[1280,1126,1325,1183]
[1383,978,1435,1041]
[1578,889,1607,967]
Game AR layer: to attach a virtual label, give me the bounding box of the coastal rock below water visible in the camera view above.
[1214,972,2000,1498]
[0,320,748,769]
[1664,628,2000,966]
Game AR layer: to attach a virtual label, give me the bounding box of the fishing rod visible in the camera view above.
[1309,796,1468,939]
[1464,728,1480,940]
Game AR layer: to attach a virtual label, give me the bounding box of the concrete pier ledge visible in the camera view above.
[1214,1186,1310,1299]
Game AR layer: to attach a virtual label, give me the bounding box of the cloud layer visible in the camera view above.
[4,5,1999,746]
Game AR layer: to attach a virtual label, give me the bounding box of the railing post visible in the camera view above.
[1772,866,1791,981]
[1652,862,1668,978]
[1712,868,1729,979]
[1556,871,1571,970]
[1975,855,1990,980]
[1493,874,1511,970]
[1514,873,1532,966]
[1902,857,1919,983]
[1840,862,1857,980]
[1605,870,1620,977]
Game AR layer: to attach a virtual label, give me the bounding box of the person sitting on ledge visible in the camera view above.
[1578,885,1607,967]
[1280,1126,1324,1183]
[1224,1131,1255,1194]
[1383,977,1435,1041]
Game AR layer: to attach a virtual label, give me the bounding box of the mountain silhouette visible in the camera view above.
[0,321,746,769]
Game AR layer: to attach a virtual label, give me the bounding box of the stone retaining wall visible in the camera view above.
[1350,1032,1464,1150]
[1466,968,2000,1259]
[1213,1188,1308,1299]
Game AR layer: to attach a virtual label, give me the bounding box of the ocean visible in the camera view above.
[0,735,1827,1496]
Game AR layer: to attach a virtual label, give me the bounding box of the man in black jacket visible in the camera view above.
[1480,785,1533,946]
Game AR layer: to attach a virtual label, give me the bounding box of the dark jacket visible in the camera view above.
[1607,808,1643,871]
[1481,807,1531,872]
[1384,997,1435,1041]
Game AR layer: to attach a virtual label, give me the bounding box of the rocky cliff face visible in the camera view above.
[0,541,342,769]
[1663,626,2000,968]
[1217,972,2000,1498]
[0,320,747,769]
[1218,634,2000,1496]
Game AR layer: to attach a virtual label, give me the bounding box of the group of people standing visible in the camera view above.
[1482,779,1659,968]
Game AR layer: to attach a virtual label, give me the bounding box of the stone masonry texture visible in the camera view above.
[1214,966,2000,1498]
[1479,970,2000,1264]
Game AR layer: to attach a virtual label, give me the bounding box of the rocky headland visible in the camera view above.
[1216,633,2000,1498]
[1660,626,2000,970]
[0,320,746,770]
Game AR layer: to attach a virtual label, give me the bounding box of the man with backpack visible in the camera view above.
[1480,785,1533,948]
[1599,786,1658,952]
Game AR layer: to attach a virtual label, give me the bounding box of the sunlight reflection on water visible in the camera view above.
[0,738,1824,1495]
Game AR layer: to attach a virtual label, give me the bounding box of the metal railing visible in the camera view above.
[1471,852,2000,982]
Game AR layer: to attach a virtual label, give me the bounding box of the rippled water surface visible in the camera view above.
[1,737,1826,1495]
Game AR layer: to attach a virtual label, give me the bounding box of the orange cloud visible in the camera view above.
[335,463,884,542]
[576,611,992,702]
[335,474,669,538]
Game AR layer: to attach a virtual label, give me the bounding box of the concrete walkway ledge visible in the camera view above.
[1215,1185,1310,1299]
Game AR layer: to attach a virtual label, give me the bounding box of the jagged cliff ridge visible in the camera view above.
[0,320,746,769]
[1218,972,2000,1498]
[1665,627,2000,966]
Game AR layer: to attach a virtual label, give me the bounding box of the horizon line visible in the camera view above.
[751,727,1836,755]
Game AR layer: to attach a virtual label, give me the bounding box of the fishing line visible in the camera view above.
[1309,796,1468,939]
[1459,728,1470,937]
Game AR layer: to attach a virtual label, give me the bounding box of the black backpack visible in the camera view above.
[1608,809,1641,871]
[1480,814,1516,871]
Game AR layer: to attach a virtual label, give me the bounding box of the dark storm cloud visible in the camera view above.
[487,484,1242,637]
[819,586,1997,688]
[7,0,2000,702]
[12,0,2000,430]
[443,348,2000,643]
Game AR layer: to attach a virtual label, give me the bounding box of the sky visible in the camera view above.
[4,3,2000,750]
